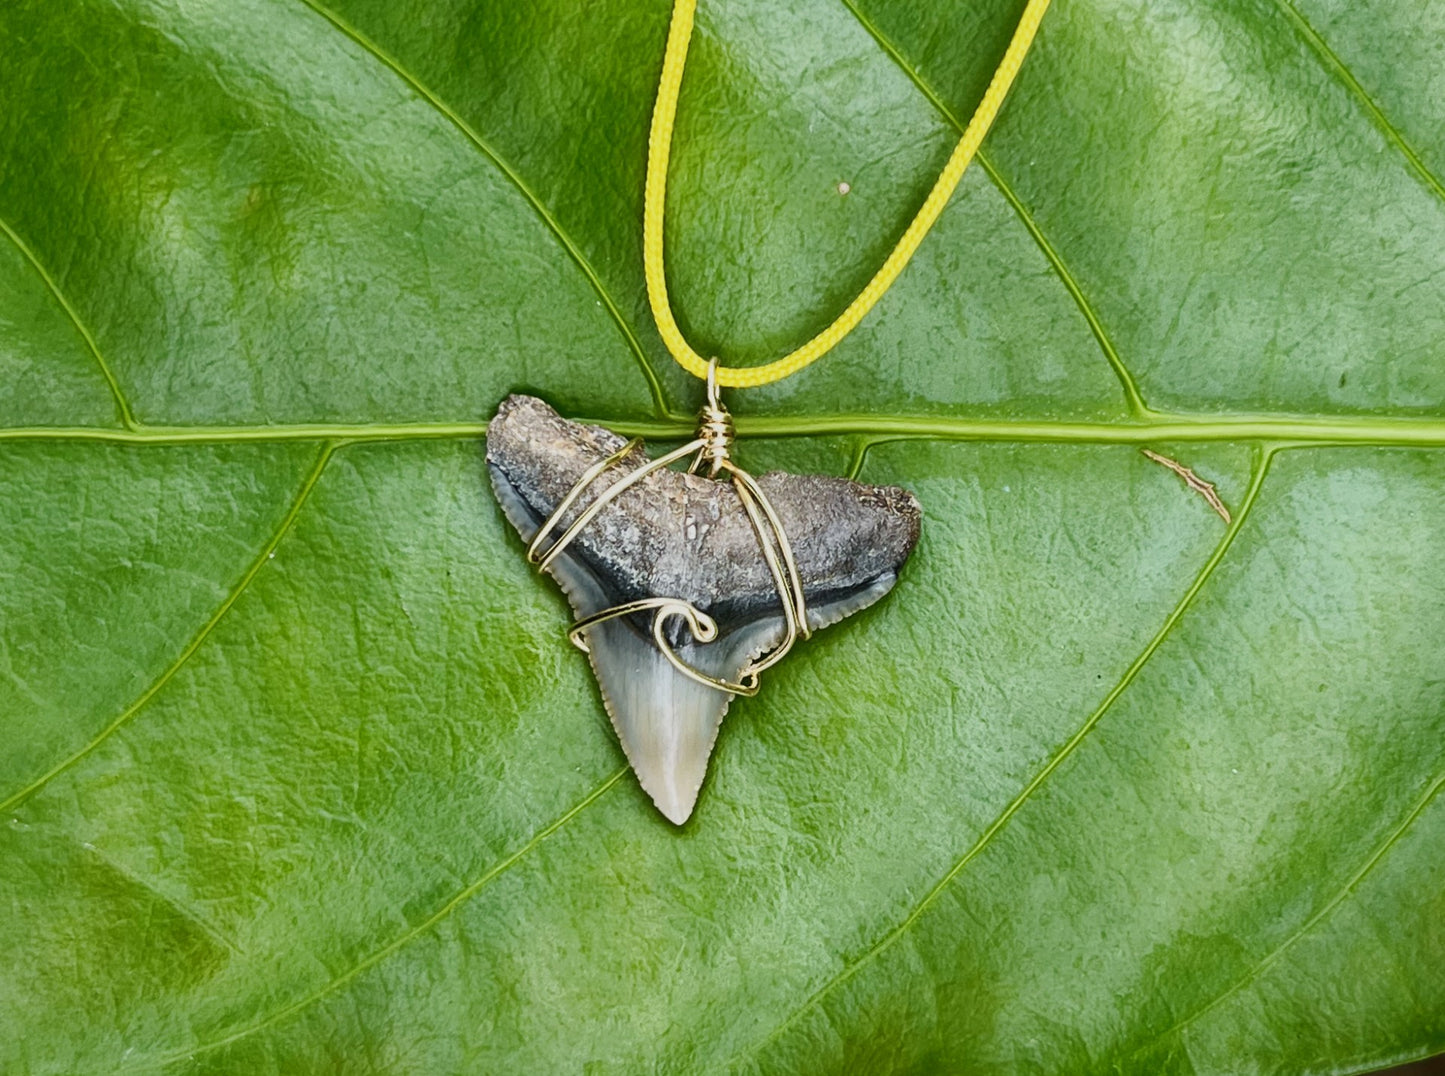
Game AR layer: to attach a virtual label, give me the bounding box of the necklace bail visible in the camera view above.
[694,357,734,477]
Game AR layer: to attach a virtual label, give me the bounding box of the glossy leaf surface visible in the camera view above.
[1,0,1442,1072]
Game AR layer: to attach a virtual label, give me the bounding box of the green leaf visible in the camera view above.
[1,0,1442,1072]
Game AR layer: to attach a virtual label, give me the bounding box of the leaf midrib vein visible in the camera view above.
[5,412,1445,447]
[834,0,1150,417]
[730,449,1275,1067]
[293,0,672,417]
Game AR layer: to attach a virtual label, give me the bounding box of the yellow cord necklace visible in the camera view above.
[644,0,1054,388]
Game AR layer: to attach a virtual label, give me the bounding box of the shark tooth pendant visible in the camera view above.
[486,382,921,824]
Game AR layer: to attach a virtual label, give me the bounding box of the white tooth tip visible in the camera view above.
[653,794,697,826]
[637,767,703,825]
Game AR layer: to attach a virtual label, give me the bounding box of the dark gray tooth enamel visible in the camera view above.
[485,394,921,824]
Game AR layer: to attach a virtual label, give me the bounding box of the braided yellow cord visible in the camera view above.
[643,0,1053,388]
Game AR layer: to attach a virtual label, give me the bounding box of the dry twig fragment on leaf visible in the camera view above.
[1141,449,1232,523]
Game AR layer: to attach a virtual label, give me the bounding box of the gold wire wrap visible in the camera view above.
[529,361,808,697]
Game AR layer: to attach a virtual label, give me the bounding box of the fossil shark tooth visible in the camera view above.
[485,394,921,825]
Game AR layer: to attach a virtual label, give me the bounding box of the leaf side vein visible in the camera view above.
[1272,0,1445,206]
[134,767,628,1069]
[732,448,1275,1066]
[0,213,136,429]
[835,0,1150,416]
[0,444,334,814]
[293,0,672,417]
[1139,767,1445,1058]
